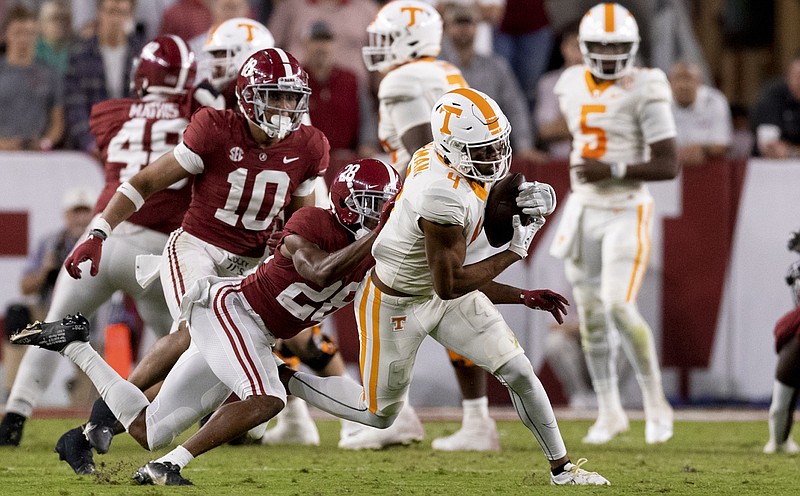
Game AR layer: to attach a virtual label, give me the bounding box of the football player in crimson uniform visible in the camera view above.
[0,35,220,451]
[201,17,275,109]
[549,3,678,445]
[12,159,400,486]
[279,88,608,485]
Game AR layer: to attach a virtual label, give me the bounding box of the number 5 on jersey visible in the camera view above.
[580,105,607,159]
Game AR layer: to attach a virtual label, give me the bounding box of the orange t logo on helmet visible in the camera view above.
[400,6,424,26]
[437,105,463,135]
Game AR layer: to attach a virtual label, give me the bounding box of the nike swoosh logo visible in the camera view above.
[283,156,299,164]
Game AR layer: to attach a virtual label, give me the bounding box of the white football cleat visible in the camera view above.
[582,411,629,444]
[431,417,500,452]
[551,458,610,485]
[338,405,424,450]
[260,399,320,446]
[645,405,674,444]
[763,437,800,454]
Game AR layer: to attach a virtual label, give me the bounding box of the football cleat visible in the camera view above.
[431,417,500,452]
[133,461,192,486]
[763,438,800,454]
[55,426,96,475]
[260,400,320,446]
[10,314,90,352]
[338,405,425,450]
[0,412,26,446]
[645,405,674,444]
[84,422,114,454]
[551,458,610,485]
[582,411,629,444]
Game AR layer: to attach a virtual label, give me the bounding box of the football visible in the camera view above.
[483,172,530,247]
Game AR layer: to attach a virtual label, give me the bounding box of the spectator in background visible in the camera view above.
[159,0,213,42]
[729,104,754,160]
[71,0,171,40]
[35,0,73,75]
[303,20,379,167]
[751,53,800,159]
[268,0,378,87]
[188,0,251,69]
[493,0,553,109]
[439,3,542,162]
[0,5,64,151]
[669,60,732,166]
[427,0,504,56]
[534,20,581,160]
[63,0,145,153]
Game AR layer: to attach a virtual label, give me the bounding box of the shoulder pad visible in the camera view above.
[378,66,427,101]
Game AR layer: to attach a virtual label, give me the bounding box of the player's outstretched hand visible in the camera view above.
[508,214,544,258]
[64,234,104,279]
[521,289,569,324]
[516,181,556,217]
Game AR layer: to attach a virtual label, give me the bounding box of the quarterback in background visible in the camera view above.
[550,2,679,445]
[355,0,499,452]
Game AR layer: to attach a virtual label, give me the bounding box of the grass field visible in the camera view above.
[1,417,797,495]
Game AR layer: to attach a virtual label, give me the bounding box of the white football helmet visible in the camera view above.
[431,88,511,184]
[362,0,442,73]
[203,17,275,90]
[578,2,639,80]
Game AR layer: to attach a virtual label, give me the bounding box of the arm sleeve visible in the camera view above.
[640,100,677,144]
[173,142,205,174]
[181,107,220,158]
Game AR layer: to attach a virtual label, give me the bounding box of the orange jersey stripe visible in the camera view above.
[367,282,382,414]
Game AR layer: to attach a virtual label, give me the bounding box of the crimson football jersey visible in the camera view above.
[90,93,199,234]
[240,207,373,339]
[179,107,329,258]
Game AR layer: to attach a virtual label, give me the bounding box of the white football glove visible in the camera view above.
[516,181,556,217]
[508,215,545,258]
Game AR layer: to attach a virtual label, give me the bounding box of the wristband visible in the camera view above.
[116,182,145,211]
[88,216,113,239]
[610,162,627,179]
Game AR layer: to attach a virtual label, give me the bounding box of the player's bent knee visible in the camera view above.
[494,354,538,394]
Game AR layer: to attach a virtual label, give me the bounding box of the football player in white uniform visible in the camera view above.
[281,88,609,485]
[549,3,679,445]
[352,0,499,451]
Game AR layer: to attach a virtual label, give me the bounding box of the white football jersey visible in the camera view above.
[555,65,676,205]
[378,58,468,172]
[373,143,487,296]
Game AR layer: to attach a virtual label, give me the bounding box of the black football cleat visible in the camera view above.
[133,462,193,486]
[55,426,96,475]
[84,422,114,454]
[10,314,90,352]
[0,412,26,446]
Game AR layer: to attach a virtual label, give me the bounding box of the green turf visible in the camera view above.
[0,418,797,495]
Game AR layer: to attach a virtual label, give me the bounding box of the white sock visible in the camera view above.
[768,380,797,444]
[592,378,624,418]
[63,341,149,429]
[637,374,669,417]
[462,396,490,424]
[155,445,194,469]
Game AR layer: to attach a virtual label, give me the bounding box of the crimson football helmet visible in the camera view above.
[236,48,311,139]
[131,35,197,97]
[329,158,402,239]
